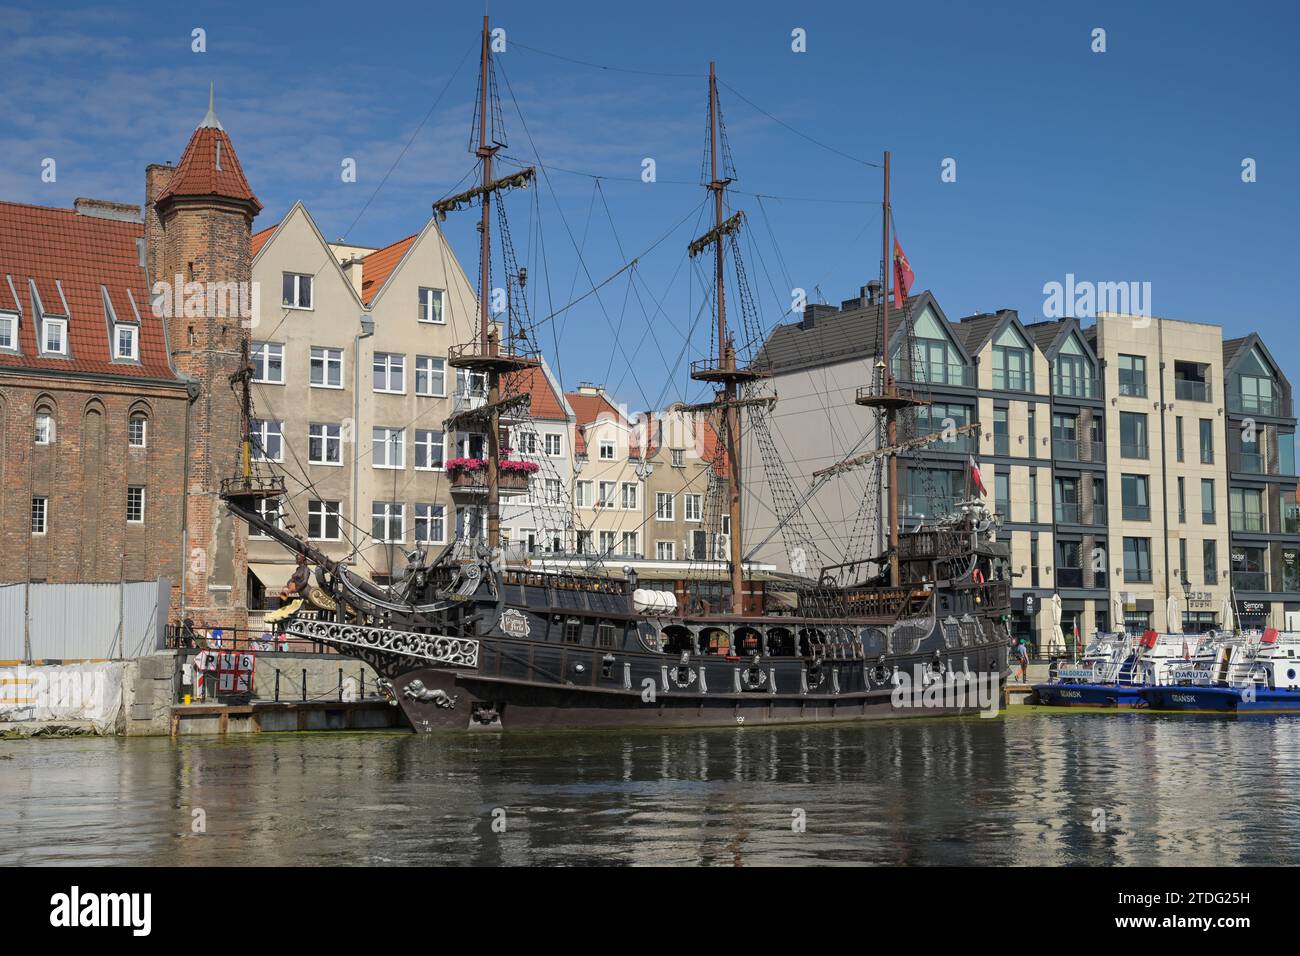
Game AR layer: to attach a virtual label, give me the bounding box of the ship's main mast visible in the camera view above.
[438,15,537,553]
[686,64,767,615]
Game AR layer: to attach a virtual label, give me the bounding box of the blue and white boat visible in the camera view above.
[1140,629,1300,712]
[1032,630,1204,707]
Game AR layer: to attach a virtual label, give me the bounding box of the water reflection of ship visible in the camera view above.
[221,15,1012,733]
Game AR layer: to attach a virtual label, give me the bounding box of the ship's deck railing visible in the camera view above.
[165,622,341,655]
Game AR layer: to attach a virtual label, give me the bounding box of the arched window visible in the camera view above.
[128,412,148,448]
[34,402,55,445]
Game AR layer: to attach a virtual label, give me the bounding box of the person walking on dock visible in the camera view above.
[1016,639,1029,683]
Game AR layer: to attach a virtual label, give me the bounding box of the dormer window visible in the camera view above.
[0,312,16,350]
[43,317,67,355]
[115,323,139,360]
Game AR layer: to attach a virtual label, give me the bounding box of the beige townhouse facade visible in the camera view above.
[567,385,648,560]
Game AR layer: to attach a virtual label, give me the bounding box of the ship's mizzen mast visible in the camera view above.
[439,14,537,552]
[687,63,767,615]
[854,150,927,586]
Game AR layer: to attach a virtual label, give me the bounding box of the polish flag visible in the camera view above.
[967,455,986,496]
[893,237,914,309]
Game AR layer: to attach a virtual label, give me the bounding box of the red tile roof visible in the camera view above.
[359,234,417,305]
[565,390,625,456]
[156,125,261,212]
[504,365,567,420]
[0,200,179,382]
[250,223,277,257]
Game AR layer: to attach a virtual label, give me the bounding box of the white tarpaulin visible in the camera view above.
[1113,595,1126,633]
[1166,594,1182,633]
[0,662,124,733]
[1221,597,1235,634]
[1046,593,1066,655]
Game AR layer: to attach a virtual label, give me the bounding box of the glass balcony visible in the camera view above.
[1120,443,1148,459]
[993,434,1010,456]
[1233,571,1268,591]
[1233,451,1266,474]
[1229,393,1283,416]
[1202,509,1216,524]
[1230,511,1267,532]
[1125,568,1153,584]
[1056,568,1083,588]
[1175,380,1210,402]
[1053,376,1099,399]
[1122,504,1151,521]
[1118,376,1147,398]
[1055,502,1080,523]
[895,361,976,388]
[992,368,1032,392]
[1053,438,1104,463]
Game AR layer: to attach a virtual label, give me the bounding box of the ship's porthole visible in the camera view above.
[1289,669,1296,681]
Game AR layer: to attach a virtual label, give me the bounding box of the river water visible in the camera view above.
[2,710,1297,866]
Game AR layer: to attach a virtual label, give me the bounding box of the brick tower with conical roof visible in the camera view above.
[145,85,262,625]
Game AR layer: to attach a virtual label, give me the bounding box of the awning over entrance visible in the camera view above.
[248,562,293,589]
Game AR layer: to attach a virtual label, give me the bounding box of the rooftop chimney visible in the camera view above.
[866,280,882,305]
[74,197,141,222]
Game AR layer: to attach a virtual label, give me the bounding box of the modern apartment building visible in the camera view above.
[751,287,1300,649]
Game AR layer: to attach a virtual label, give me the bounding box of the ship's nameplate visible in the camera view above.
[498,608,530,638]
[285,620,479,668]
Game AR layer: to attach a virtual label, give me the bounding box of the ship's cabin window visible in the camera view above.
[564,617,583,644]
[860,628,887,656]
[734,627,762,656]
[662,625,693,654]
[767,628,795,656]
[700,627,731,655]
[597,620,619,649]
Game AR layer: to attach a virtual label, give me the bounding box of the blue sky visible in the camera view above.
[2,0,1297,408]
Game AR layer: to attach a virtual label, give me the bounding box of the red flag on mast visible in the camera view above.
[893,236,914,309]
[967,455,986,497]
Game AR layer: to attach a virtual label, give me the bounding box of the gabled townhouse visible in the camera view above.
[637,404,723,563]
[567,385,647,560]
[247,206,481,597]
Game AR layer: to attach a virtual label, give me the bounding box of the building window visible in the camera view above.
[576,530,593,553]
[1121,474,1150,521]
[995,472,1010,518]
[656,540,676,560]
[43,318,67,355]
[414,429,444,470]
[621,482,639,511]
[456,368,487,400]
[599,440,616,460]
[309,423,342,465]
[1175,416,1184,462]
[1230,487,1266,532]
[656,492,674,520]
[671,449,685,468]
[31,496,47,535]
[991,326,1032,391]
[575,481,593,508]
[1028,468,1038,522]
[1030,536,1040,587]
[620,532,639,557]
[597,481,615,508]
[993,409,1009,456]
[418,287,445,324]
[373,353,405,393]
[34,412,54,445]
[1119,411,1148,459]
[0,312,16,350]
[685,494,702,522]
[1123,537,1152,583]
[282,272,313,309]
[415,355,447,396]
[545,433,562,457]
[250,419,283,462]
[114,323,138,360]
[310,346,343,388]
[1203,539,1218,587]
[128,413,147,448]
[126,485,145,523]
[514,431,537,455]
[599,530,616,555]
[372,427,405,469]
[308,500,342,540]
[544,478,562,505]
[1053,335,1095,397]
[252,342,284,384]
[1201,478,1216,524]
[250,497,281,537]
[1052,412,1078,461]
[1199,418,1214,465]
[1177,476,1186,522]
[415,503,446,544]
[371,501,404,542]
[1117,354,1147,397]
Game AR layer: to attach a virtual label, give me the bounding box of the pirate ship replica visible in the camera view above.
[221,17,1012,731]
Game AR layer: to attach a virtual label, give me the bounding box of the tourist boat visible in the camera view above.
[1140,628,1300,712]
[219,16,1013,732]
[1031,629,1202,707]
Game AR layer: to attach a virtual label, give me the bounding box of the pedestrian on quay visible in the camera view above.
[1016,639,1030,683]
